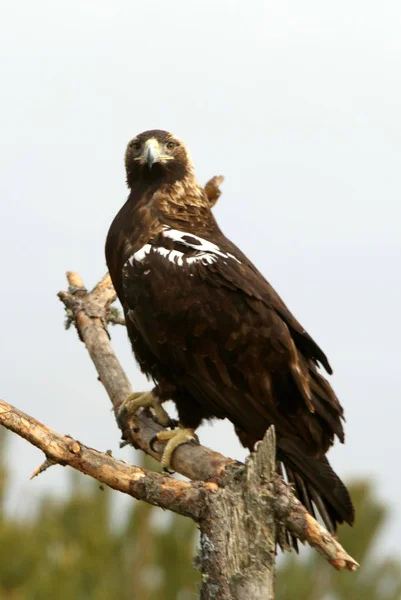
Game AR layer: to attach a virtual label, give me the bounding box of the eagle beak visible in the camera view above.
[143,139,160,168]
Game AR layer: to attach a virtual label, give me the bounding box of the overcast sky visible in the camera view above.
[1,0,401,558]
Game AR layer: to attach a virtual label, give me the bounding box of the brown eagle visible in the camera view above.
[106,129,354,534]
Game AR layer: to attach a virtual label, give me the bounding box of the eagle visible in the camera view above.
[105,129,354,534]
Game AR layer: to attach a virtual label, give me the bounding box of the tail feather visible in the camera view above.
[281,464,300,552]
[276,462,299,552]
[293,471,316,520]
[278,437,355,530]
[235,425,354,544]
[307,484,338,533]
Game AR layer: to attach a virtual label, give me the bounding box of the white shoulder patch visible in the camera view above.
[187,252,217,265]
[162,227,242,264]
[125,229,242,269]
[129,244,151,264]
[168,250,184,266]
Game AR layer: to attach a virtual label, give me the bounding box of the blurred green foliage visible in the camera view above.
[0,428,400,599]
[0,435,199,600]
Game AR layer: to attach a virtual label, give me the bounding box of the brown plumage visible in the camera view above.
[106,129,354,534]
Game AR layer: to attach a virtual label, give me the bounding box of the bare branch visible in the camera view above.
[0,398,205,520]
[66,271,86,290]
[30,457,56,480]
[107,306,126,326]
[204,175,225,207]
[58,273,235,483]
[273,478,358,572]
[0,167,357,600]
[57,269,358,572]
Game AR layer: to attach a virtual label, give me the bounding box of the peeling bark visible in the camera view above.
[199,428,277,600]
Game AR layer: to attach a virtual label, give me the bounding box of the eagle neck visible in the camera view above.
[151,175,217,233]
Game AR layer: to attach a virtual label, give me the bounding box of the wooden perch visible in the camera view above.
[0,399,205,519]
[204,174,225,207]
[58,271,234,484]
[55,268,358,571]
[0,175,358,599]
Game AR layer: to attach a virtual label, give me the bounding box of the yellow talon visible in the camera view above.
[151,427,199,469]
[118,391,170,427]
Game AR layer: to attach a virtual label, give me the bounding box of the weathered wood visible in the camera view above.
[0,264,359,600]
[0,170,360,600]
[273,476,357,571]
[57,270,359,575]
[0,398,204,520]
[199,428,277,600]
[58,271,237,484]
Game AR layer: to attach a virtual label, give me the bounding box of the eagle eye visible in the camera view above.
[166,141,177,150]
[131,141,141,151]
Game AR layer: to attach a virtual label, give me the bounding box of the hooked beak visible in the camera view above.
[134,137,174,168]
[143,138,160,168]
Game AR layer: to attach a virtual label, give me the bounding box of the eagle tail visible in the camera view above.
[277,438,355,534]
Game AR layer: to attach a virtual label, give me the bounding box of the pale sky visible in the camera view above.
[1,0,401,558]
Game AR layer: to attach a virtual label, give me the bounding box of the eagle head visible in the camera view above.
[125,129,193,188]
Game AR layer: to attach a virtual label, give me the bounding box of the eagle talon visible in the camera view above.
[163,466,176,475]
[149,427,199,469]
[117,391,170,427]
[150,433,161,453]
[149,413,178,429]
[117,406,127,427]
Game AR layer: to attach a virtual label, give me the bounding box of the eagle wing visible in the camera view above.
[208,237,334,375]
[122,226,344,451]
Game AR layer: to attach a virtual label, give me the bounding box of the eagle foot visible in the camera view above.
[150,427,199,469]
[118,391,171,427]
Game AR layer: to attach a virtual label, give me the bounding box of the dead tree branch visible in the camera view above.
[0,398,205,519]
[199,427,277,599]
[0,175,358,599]
[56,269,358,572]
[58,270,234,482]
[204,175,225,207]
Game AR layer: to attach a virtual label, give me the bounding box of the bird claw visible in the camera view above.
[117,391,171,427]
[149,412,178,430]
[150,427,199,469]
[162,466,176,475]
